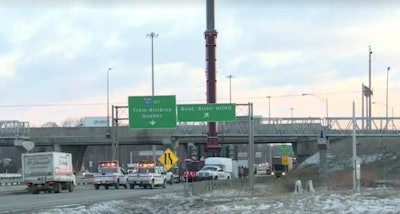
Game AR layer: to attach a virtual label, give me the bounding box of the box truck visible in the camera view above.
[22,152,75,194]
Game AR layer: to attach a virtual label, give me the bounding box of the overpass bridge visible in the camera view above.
[1,117,400,171]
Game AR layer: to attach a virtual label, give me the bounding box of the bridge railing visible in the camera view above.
[325,117,400,136]
[171,117,400,137]
[0,120,30,140]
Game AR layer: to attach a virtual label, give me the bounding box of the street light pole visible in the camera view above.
[386,67,390,123]
[226,75,234,103]
[290,107,294,118]
[107,68,112,127]
[147,32,158,96]
[147,32,158,163]
[266,96,271,118]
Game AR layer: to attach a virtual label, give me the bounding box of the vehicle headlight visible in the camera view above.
[271,172,274,175]
[282,172,286,176]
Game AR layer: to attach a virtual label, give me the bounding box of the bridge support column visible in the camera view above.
[295,141,317,162]
[318,137,329,174]
[55,145,88,172]
[53,144,62,152]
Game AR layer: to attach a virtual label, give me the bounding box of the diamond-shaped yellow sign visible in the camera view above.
[158,148,179,171]
[282,155,289,165]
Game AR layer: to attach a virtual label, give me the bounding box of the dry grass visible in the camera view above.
[273,136,400,192]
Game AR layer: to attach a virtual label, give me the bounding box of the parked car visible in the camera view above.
[266,164,272,175]
[80,170,93,178]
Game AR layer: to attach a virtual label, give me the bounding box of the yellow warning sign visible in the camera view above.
[282,155,289,165]
[157,148,179,171]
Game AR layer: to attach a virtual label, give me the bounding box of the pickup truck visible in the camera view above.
[127,161,166,189]
[92,161,128,190]
[195,165,231,181]
[166,167,180,184]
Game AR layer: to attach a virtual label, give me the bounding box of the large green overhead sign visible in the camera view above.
[177,103,236,122]
[128,95,176,129]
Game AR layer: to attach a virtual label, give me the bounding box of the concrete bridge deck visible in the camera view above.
[1,117,400,146]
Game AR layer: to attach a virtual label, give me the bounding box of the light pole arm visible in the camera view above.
[302,93,329,118]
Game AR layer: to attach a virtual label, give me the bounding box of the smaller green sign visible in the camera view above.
[177,103,236,122]
[275,145,294,155]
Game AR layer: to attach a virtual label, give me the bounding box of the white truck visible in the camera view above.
[21,152,75,194]
[271,156,293,178]
[92,160,128,190]
[127,161,166,189]
[195,157,234,181]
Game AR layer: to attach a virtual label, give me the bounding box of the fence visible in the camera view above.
[188,176,270,196]
[0,173,22,180]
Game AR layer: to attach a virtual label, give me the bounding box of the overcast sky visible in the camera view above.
[0,0,399,127]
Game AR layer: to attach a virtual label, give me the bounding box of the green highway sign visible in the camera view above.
[275,145,294,155]
[128,95,176,129]
[177,103,236,122]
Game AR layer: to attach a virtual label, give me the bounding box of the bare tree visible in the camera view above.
[61,117,81,127]
[41,121,58,127]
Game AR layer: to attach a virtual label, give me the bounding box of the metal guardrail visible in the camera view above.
[188,176,270,196]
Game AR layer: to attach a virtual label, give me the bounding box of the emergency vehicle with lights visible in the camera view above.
[127,160,166,189]
[92,160,128,190]
[181,158,205,182]
[21,152,75,194]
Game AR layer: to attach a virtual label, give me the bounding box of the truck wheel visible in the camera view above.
[214,176,218,180]
[32,186,39,194]
[54,183,61,193]
[105,185,109,190]
[150,180,155,189]
[115,180,120,189]
[94,184,100,190]
[68,183,74,192]
[129,184,135,189]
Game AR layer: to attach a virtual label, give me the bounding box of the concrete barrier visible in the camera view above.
[294,180,303,193]
[306,180,315,192]
[0,178,92,186]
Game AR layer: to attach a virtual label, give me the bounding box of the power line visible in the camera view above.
[0,89,376,108]
[0,103,106,108]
